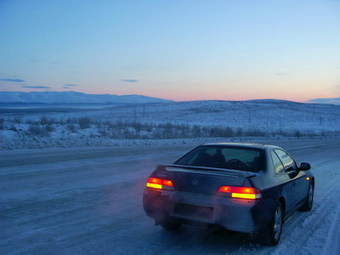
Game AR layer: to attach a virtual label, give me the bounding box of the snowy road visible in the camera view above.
[1,139,339,254]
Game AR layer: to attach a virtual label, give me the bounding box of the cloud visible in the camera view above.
[64,84,79,87]
[120,79,139,83]
[63,84,80,89]
[0,78,25,82]
[22,85,51,89]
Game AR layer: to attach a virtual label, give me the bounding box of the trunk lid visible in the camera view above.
[156,164,256,195]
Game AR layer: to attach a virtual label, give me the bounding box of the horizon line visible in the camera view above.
[1,90,340,104]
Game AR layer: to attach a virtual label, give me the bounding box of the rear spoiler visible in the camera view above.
[159,164,257,179]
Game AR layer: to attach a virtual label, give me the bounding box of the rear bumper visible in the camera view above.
[143,188,274,233]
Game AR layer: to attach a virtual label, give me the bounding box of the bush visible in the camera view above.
[203,126,234,137]
[40,117,56,125]
[67,124,77,133]
[27,124,49,137]
[78,117,91,129]
[40,117,48,125]
[245,129,266,137]
[294,130,302,137]
[192,125,201,137]
[17,117,330,141]
[0,118,4,130]
[45,124,55,132]
[9,125,17,132]
[13,117,22,124]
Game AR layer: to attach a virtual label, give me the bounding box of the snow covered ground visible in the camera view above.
[1,138,339,254]
[1,100,340,150]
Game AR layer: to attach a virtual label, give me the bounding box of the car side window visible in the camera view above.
[270,150,284,174]
[274,149,296,171]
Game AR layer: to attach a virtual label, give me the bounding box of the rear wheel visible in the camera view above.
[257,203,283,246]
[300,184,314,211]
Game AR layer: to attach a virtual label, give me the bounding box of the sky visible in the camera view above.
[0,0,339,102]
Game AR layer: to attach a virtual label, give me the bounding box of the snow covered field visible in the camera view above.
[1,138,339,254]
[1,100,340,150]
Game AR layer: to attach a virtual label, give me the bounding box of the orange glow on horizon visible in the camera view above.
[55,82,336,103]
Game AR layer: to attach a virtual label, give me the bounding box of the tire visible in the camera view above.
[159,218,181,231]
[300,184,314,212]
[257,203,284,246]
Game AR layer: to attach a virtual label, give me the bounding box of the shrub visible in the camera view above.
[192,125,201,137]
[78,117,91,129]
[40,116,56,125]
[294,130,302,137]
[40,117,48,125]
[27,124,49,137]
[0,118,4,130]
[13,117,22,124]
[45,124,55,132]
[67,124,77,133]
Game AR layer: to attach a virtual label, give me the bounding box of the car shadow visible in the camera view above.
[157,224,261,254]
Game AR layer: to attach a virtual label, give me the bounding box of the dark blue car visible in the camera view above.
[143,143,314,245]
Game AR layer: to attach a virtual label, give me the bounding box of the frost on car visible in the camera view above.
[143,143,314,246]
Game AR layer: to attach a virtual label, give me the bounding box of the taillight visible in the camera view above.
[146,177,174,190]
[217,186,262,199]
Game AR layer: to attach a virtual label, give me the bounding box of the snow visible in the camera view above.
[1,100,340,150]
[0,91,172,104]
[1,100,340,253]
[322,204,340,255]
[309,98,340,105]
[1,138,340,254]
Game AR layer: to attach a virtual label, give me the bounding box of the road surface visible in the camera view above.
[1,138,339,254]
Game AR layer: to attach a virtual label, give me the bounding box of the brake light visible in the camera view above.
[218,186,262,199]
[146,177,174,190]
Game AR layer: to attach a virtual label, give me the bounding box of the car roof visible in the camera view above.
[202,142,281,150]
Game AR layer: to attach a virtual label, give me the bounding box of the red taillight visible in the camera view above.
[163,180,174,187]
[146,177,174,190]
[218,185,261,199]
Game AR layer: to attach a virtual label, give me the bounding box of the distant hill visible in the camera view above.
[309,98,340,105]
[0,91,172,104]
[246,99,301,104]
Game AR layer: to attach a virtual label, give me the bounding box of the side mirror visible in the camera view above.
[299,162,311,171]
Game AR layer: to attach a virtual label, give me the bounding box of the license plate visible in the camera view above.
[173,203,214,220]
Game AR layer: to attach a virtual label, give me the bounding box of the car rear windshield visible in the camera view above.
[174,145,264,172]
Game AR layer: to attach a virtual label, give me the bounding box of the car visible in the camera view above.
[143,142,314,246]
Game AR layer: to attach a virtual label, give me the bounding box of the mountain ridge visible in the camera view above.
[308,98,340,105]
[0,91,172,104]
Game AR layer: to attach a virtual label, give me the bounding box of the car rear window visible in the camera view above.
[174,145,264,172]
